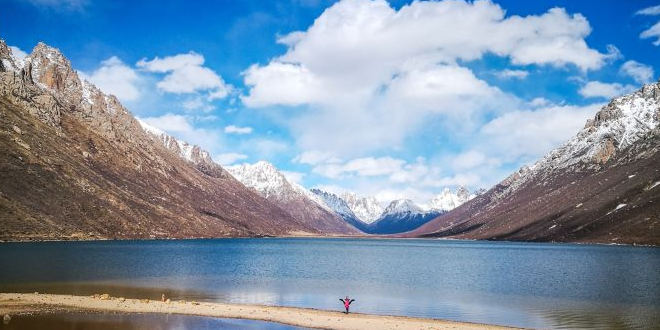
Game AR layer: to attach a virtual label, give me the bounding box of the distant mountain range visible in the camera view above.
[409,81,660,245]
[224,160,476,234]
[2,40,657,244]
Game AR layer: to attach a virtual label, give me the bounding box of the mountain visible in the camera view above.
[226,162,360,235]
[341,192,383,224]
[310,189,369,232]
[427,186,475,212]
[137,119,231,179]
[411,81,660,245]
[0,40,321,240]
[366,199,443,234]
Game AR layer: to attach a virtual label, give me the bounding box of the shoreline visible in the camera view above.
[0,235,657,248]
[0,293,522,330]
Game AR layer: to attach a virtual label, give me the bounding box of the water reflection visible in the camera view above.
[0,238,658,330]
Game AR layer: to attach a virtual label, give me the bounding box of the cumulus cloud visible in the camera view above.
[84,56,141,102]
[242,0,605,155]
[620,60,655,85]
[579,81,637,99]
[224,125,253,134]
[213,153,248,165]
[137,52,231,98]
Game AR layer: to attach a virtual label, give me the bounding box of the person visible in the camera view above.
[339,295,355,314]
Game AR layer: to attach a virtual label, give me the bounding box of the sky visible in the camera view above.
[2,0,660,205]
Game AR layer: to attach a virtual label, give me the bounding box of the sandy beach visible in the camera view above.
[0,293,523,330]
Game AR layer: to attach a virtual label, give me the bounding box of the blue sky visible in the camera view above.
[2,0,660,204]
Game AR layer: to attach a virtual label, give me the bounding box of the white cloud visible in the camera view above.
[9,46,27,60]
[242,0,605,155]
[479,103,602,161]
[637,5,660,16]
[579,81,637,99]
[281,170,306,184]
[138,113,224,155]
[84,56,141,102]
[182,97,215,112]
[139,113,193,133]
[313,156,407,179]
[213,153,248,165]
[640,21,660,46]
[451,150,488,170]
[293,150,342,165]
[620,60,655,85]
[224,125,253,134]
[136,52,204,72]
[137,52,231,98]
[496,69,529,79]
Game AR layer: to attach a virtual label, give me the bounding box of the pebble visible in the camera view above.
[3,314,10,324]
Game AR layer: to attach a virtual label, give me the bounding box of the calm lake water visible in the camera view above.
[0,238,659,330]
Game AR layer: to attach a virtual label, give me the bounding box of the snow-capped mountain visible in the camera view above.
[367,199,443,234]
[310,189,369,232]
[427,186,475,212]
[341,192,383,224]
[412,81,660,245]
[381,199,426,216]
[227,162,359,234]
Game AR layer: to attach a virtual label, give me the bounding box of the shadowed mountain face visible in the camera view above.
[410,82,660,245]
[0,41,332,240]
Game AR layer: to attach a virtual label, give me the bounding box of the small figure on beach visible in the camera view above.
[339,295,355,314]
[161,293,166,302]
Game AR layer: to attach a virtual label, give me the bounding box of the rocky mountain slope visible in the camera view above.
[226,162,360,234]
[411,81,660,245]
[0,40,325,240]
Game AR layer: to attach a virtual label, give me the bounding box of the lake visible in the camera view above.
[0,238,658,329]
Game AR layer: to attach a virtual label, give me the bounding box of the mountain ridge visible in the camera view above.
[410,81,660,245]
[0,40,324,240]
